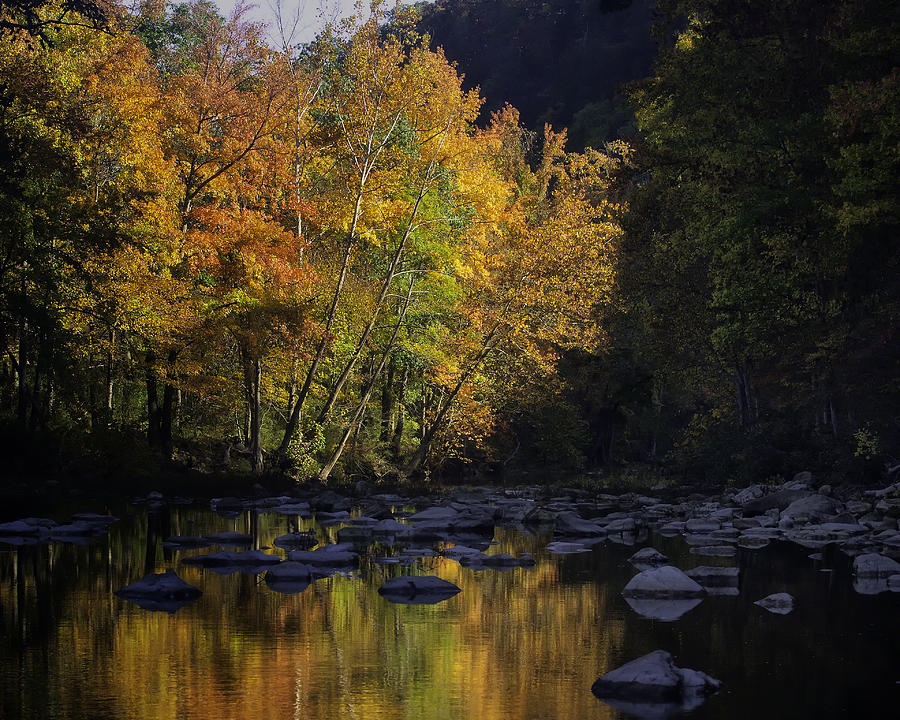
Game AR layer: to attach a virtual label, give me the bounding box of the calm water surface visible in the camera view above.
[1,500,898,719]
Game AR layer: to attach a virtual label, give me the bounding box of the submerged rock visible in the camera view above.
[622,566,706,599]
[115,570,202,612]
[378,575,461,604]
[591,650,720,707]
[754,592,794,614]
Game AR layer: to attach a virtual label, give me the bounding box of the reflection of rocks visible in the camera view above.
[162,535,212,549]
[115,570,202,613]
[591,650,720,717]
[623,566,706,599]
[378,575,461,604]
[182,550,282,574]
[203,531,252,546]
[754,592,794,614]
[624,597,703,622]
[853,577,891,595]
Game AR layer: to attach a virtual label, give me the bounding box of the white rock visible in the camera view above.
[622,566,705,599]
[591,650,720,701]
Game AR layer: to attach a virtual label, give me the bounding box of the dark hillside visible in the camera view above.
[417,0,656,148]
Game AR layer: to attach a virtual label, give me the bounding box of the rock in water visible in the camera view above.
[629,547,669,569]
[853,553,900,578]
[622,566,706,599]
[554,511,606,537]
[754,592,795,614]
[378,576,462,604]
[115,570,202,612]
[591,650,720,703]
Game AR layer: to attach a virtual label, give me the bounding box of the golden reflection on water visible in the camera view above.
[1,509,623,720]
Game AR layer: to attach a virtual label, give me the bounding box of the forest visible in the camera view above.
[1,0,898,490]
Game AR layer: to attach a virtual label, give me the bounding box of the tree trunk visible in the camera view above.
[160,349,177,458]
[391,365,408,456]
[145,351,160,447]
[16,315,28,425]
[249,357,263,473]
[105,327,114,428]
[380,357,395,442]
[318,282,414,482]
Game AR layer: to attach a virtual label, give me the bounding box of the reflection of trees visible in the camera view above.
[4,509,900,719]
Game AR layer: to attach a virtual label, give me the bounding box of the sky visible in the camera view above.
[211,0,382,45]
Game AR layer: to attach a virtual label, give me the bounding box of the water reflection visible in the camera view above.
[0,503,898,719]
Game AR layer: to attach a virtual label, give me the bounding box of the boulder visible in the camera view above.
[406,506,458,523]
[754,592,794,614]
[629,547,669,570]
[591,650,720,703]
[273,531,318,551]
[622,566,706,599]
[731,484,766,505]
[743,489,812,516]
[378,575,461,604]
[780,494,842,523]
[371,518,414,536]
[555,512,606,537]
[441,545,486,560]
[685,519,721,533]
[853,553,900,578]
[288,546,358,567]
[605,517,638,534]
[115,570,202,612]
